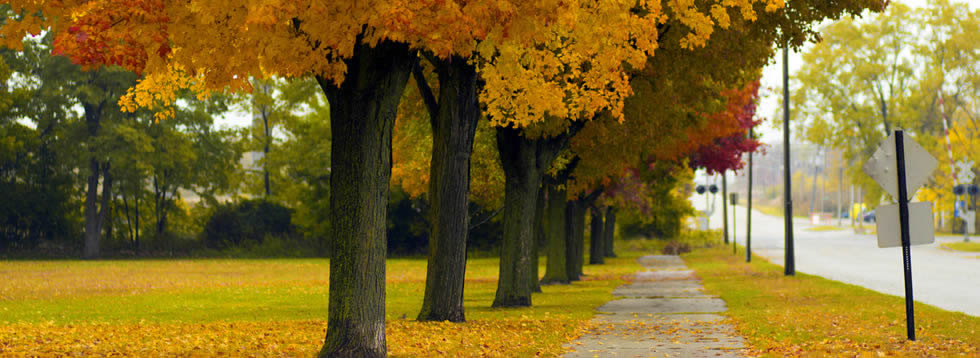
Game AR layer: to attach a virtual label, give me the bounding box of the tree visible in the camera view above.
[0,33,78,250]
[1,0,883,353]
[0,24,141,257]
[793,0,980,208]
[1,0,680,354]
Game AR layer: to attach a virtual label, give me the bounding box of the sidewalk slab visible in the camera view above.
[564,255,746,357]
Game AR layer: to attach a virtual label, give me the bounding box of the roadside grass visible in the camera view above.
[0,251,643,356]
[752,203,784,217]
[940,242,980,252]
[684,246,979,357]
[803,225,845,232]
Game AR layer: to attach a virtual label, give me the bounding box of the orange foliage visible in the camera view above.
[2,0,786,125]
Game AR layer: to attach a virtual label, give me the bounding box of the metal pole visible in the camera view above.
[858,186,864,230]
[783,45,795,276]
[747,131,753,263]
[733,198,737,255]
[838,151,843,227]
[894,130,916,341]
[722,172,729,244]
[705,186,710,230]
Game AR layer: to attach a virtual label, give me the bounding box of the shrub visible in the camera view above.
[202,199,294,249]
[662,241,691,255]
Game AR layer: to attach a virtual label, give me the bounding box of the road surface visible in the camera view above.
[691,196,979,317]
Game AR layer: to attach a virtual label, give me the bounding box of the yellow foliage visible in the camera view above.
[2,0,786,126]
[0,319,589,356]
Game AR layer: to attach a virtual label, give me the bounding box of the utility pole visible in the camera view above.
[722,172,729,244]
[838,151,843,227]
[782,45,795,276]
[747,129,754,262]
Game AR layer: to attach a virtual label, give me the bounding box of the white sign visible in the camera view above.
[875,202,936,248]
[955,160,975,184]
[964,211,976,235]
[863,132,939,200]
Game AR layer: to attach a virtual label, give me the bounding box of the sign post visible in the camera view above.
[730,193,738,255]
[894,131,916,342]
[863,130,938,341]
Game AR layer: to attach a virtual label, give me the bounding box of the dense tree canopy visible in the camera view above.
[793,0,980,212]
[0,0,889,355]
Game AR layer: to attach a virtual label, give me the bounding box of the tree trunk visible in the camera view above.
[83,158,101,259]
[540,179,569,284]
[154,179,168,236]
[417,57,480,323]
[123,191,133,246]
[565,199,586,281]
[530,186,546,293]
[492,120,577,307]
[589,206,604,264]
[262,83,272,197]
[98,162,112,243]
[134,193,140,251]
[492,127,542,307]
[82,100,104,259]
[604,207,617,257]
[315,40,413,358]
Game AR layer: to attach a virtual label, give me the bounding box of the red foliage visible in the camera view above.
[51,0,170,73]
[688,81,764,175]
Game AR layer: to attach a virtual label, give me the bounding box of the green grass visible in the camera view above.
[750,203,810,219]
[684,246,979,356]
[0,256,644,324]
[0,247,649,356]
[940,241,980,252]
[803,225,845,232]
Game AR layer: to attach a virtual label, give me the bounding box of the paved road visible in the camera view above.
[692,197,980,317]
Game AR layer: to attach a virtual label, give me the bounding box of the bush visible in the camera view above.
[662,241,691,255]
[202,199,294,249]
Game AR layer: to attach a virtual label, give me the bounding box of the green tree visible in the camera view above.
[793,0,980,205]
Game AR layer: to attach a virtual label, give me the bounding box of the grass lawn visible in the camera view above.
[0,251,645,356]
[940,241,980,253]
[803,225,845,232]
[685,246,979,357]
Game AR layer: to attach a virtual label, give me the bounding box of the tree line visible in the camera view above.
[0,0,886,356]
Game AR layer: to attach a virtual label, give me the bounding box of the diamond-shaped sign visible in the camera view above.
[863,132,938,200]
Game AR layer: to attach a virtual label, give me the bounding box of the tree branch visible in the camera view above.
[412,55,440,127]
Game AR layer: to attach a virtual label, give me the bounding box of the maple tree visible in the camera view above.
[688,82,764,175]
[550,0,883,273]
[381,0,789,322]
[0,0,680,354]
[0,0,885,355]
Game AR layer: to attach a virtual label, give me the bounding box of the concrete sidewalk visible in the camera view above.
[564,255,747,357]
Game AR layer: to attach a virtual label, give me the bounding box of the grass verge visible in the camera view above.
[940,242,980,253]
[803,225,845,232]
[0,252,643,356]
[684,246,978,356]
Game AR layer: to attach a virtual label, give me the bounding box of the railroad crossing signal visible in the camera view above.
[955,160,975,184]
